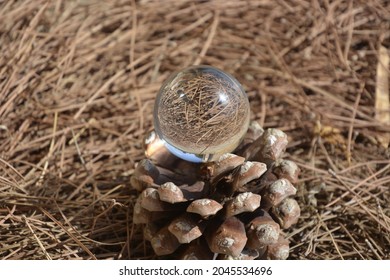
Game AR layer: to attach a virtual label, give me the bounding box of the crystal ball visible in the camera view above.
[153,65,250,163]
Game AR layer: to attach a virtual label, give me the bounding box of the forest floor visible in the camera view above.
[0,0,389,259]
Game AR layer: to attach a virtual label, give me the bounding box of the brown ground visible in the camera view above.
[0,0,389,260]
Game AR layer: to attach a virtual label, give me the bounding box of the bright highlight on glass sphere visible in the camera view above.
[153,65,250,163]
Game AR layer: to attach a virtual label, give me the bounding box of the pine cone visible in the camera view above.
[131,121,300,260]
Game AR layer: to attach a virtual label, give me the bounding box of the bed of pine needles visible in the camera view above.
[0,0,389,260]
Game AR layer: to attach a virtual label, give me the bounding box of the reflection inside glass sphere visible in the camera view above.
[153,65,250,163]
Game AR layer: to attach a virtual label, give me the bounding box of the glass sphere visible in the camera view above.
[153,65,250,163]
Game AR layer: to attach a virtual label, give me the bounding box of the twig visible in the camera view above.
[375,45,390,148]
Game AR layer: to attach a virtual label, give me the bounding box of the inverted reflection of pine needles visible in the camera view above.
[159,70,248,155]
